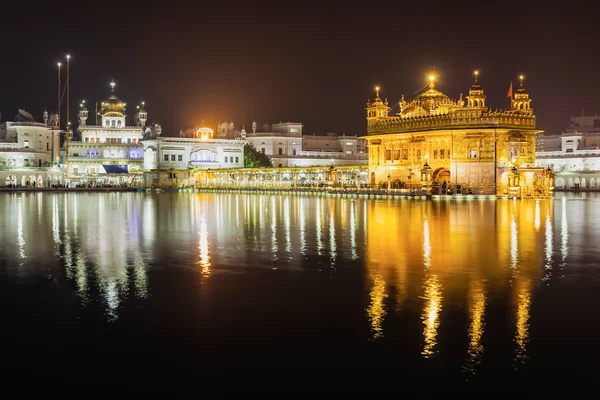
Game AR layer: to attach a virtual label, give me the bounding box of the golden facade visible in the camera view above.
[365,74,554,197]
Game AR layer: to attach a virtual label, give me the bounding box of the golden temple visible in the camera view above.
[365,72,554,197]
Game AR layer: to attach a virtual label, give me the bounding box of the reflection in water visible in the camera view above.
[17,195,26,260]
[422,215,442,358]
[543,211,553,281]
[514,278,532,365]
[350,201,357,260]
[329,208,336,265]
[299,198,306,254]
[52,195,61,248]
[316,199,323,255]
[510,214,518,270]
[534,200,541,231]
[134,254,149,298]
[561,196,568,261]
[367,272,386,340]
[422,274,442,358]
[271,197,278,260]
[464,279,486,373]
[75,248,89,305]
[284,197,291,252]
[64,196,73,279]
[198,213,211,277]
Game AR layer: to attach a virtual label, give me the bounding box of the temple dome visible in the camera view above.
[400,80,456,118]
[101,83,126,116]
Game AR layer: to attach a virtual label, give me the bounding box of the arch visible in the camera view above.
[581,177,587,188]
[432,167,450,185]
[105,119,110,128]
[590,177,596,188]
[117,120,122,128]
[568,177,574,188]
[555,177,565,188]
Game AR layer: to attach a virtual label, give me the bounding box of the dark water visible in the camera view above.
[1,191,599,386]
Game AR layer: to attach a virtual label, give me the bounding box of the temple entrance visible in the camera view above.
[433,168,450,186]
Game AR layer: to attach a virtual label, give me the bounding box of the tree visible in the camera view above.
[244,143,272,168]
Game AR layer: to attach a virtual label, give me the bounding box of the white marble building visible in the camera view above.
[142,126,245,171]
[0,109,63,187]
[536,114,600,189]
[66,82,152,182]
[244,121,367,167]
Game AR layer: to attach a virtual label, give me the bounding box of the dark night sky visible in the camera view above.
[1,1,597,136]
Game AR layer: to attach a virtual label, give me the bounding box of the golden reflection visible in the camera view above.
[133,254,149,298]
[284,197,291,252]
[350,201,357,260]
[367,271,387,340]
[299,198,306,254]
[464,279,486,373]
[510,214,518,270]
[329,208,336,264]
[423,215,431,268]
[271,196,278,260]
[561,196,568,261]
[198,213,211,277]
[534,200,541,231]
[514,278,532,365]
[316,199,323,255]
[422,273,442,358]
[17,195,26,260]
[64,196,73,279]
[52,195,61,248]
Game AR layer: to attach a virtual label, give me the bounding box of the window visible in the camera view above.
[128,138,131,144]
[433,149,438,159]
[384,149,391,161]
[89,168,96,174]
[469,150,478,158]
[85,138,89,143]
[235,157,239,163]
[164,154,169,162]
[402,149,408,160]
[566,148,574,153]
[440,149,445,158]
[325,143,329,146]
[73,168,79,174]
[292,149,297,156]
[278,148,283,155]
[132,138,137,144]
[393,149,400,160]
[447,149,451,159]
[346,142,353,146]
[111,120,116,128]
[171,154,176,161]
[24,140,29,148]
[346,150,353,155]
[261,148,265,154]
[417,150,421,159]
[278,163,283,168]
[225,156,228,163]
[178,154,183,161]
[46,143,49,150]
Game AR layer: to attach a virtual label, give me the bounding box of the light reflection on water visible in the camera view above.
[0,192,599,375]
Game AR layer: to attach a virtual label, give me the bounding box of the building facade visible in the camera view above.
[245,121,368,167]
[365,74,553,197]
[65,82,151,183]
[536,115,600,189]
[0,109,63,187]
[142,126,245,188]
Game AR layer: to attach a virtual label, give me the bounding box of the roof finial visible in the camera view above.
[519,75,524,87]
[428,74,435,89]
[375,85,380,98]
[474,70,479,83]
[110,80,116,93]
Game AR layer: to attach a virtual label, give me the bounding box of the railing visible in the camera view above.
[0,166,62,171]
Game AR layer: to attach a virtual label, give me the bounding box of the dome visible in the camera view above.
[400,81,456,118]
[101,82,126,116]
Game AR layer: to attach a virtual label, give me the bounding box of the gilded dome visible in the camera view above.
[400,81,456,118]
[101,82,126,116]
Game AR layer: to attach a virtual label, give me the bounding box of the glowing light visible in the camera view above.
[316,199,323,255]
[110,82,115,89]
[428,75,435,82]
[329,208,336,264]
[57,62,61,67]
[543,211,554,281]
[350,201,357,260]
[367,272,387,340]
[510,214,518,269]
[519,75,524,80]
[464,280,486,373]
[17,195,26,260]
[423,215,431,269]
[534,200,541,231]
[474,70,479,76]
[422,273,442,357]
[66,54,70,59]
[514,279,532,364]
[284,197,291,252]
[299,198,306,255]
[561,196,569,261]
[198,213,211,277]
[271,196,278,260]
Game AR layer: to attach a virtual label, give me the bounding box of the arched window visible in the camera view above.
[105,120,110,127]
[111,120,116,128]
[117,120,122,127]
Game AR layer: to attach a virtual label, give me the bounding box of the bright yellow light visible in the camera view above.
[519,75,524,80]
[474,70,479,76]
[375,86,380,91]
[428,75,435,82]
[82,100,85,103]
[57,62,61,67]
[66,54,70,59]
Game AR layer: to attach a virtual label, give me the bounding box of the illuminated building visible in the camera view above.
[66,82,154,183]
[536,114,600,189]
[364,73,554,197]
[240,121,368,167]
[142,125,245,188]
[0,109,63,186]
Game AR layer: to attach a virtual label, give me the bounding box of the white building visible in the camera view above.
[245,121,368,167]
[536,114,600,189]
[0,109,63,187]
[142,126,245,170]
[66,82,151,183]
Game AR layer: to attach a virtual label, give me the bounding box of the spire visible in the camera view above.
[467,70,486,108]
[519,74,524,87]
[110,80,116,94]
[375,85,381,99]
[428,75,435,89]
